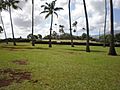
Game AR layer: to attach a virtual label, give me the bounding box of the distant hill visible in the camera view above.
[92,30,120,39]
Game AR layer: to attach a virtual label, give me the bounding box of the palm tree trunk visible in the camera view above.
[68,0,74,47]
[32,0,35,46]
[83,0,90,52]
[108,0,117,55]
[49,14,53,47]
[8,6,16,46]
[103,0,107,47]
[0,12,8,44]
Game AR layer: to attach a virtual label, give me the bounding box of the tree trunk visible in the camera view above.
[68,0,74,47]
[103,0,107,47]
[32,0,35,46]
[108,0,117,55]
[0,12,8,44]
[83,0,90,52]
[49,14,53,47]
[9,6,16,46]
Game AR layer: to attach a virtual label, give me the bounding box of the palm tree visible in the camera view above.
[0,0,8,44]
[72,21,77,33]
[68,0,74,47]
[59,25,64,34]
[59,25,64,39]
[83,0,90,52]
[31,0,35,46]
[103,0,107,47]
[6,0,22,46]
[40,0,63,47]
[108,0,117,55]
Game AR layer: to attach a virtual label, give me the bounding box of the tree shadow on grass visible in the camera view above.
[65,48,106,53]
[1,46,49,51]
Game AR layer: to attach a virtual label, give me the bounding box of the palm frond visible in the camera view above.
[45,12,51,19]
[12,4,21,10]
[41,5,46,8]
[45,2,50,7]
[40,10,49,14]
[54,12,58,18]
[44,6,50,10]
[54,7,63,11]
[13,0,20,4]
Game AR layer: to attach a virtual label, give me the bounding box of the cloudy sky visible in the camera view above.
[0,0,120,39]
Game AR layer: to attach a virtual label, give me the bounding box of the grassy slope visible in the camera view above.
[0,43,120,90]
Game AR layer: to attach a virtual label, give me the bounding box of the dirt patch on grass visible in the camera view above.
[0,68,31,88]
[12,59,28,65]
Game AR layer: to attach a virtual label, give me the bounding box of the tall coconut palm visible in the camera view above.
[0,0,8,44]
[68,0,74,47]
[83,0,90,52]
[59,25,64,34]
[103,0,107,47]
[108,0,117,55]
[72,21,77,33]
[6,0,22,46]
[31,0,35,46]
[40,0,63,47]
[59,25,64,39]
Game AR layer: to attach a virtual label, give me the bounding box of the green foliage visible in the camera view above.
[99,33,120,44]
[0,0,7,11]
[115,33,120,42]
[43,33,93,40]
[27,34,42,40]
[99,34,111,43]
[40,0,63,19]
[81,33,87,40]
[6,0,21,10]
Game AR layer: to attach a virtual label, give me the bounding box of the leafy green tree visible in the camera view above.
[115,33,120,42]
[81,33,87,40]
[38,34,42,40]
[83,0,90,52]
[108,0,117,55]
[40,0,63,47]
[0,0,8,44]
[27,33,38,40]
[68,0,74,47]
[27,34,33,39]
[52,31,58,39]
[43,35,50,39]
[100,34,111,43]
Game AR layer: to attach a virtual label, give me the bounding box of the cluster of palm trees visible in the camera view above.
[0,0,117,55]
[0,0,25,45]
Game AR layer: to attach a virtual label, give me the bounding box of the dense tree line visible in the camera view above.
[99,33,120,44]
[43,33,93,40]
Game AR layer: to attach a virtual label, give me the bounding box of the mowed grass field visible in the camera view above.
[0,43,120,90]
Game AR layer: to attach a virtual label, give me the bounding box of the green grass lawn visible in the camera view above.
[0,43,120,90]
